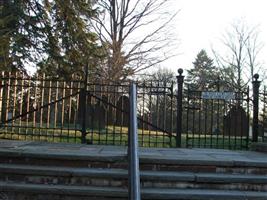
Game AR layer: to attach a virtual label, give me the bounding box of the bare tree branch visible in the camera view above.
[90,0,179,82]
[212,20,265,90]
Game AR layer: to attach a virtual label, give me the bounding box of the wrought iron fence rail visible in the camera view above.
[0,70,265,148]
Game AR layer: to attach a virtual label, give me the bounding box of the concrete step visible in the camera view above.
[251,142,267,153]
[1,164,267,191]
[1,147,267,175]
[141,171,267,192]
[0,181,266,200]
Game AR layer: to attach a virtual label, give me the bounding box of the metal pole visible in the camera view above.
[81,64,89,144]
[252,74,261,142]
[176,68,184,147]
[128,82,141,200]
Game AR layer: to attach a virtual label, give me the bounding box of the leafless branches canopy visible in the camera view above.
[91,0,178,82]
[213,20,265,90]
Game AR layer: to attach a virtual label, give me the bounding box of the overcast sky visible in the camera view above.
[164,0,267,73]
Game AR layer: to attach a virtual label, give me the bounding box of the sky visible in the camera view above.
[164,0,267,74]
[26,0,267,77]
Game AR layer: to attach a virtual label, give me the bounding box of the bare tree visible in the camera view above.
[246,29,264,80]
[212,20,265,90]
[91,0,178,82]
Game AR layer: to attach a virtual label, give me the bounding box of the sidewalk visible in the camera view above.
[0,139,267,167]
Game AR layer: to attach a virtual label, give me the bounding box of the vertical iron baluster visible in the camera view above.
[61,81,66,141]
[33,75,38,139]
[119,85,123,145]
[234,97,238,150]
[39,74,45,140]
[68,79,73,142]
[192,92,195,147]
[11,72,17,138]
[148,81,152,147]
[263,88,266,142]
[170,82,174,147]
[186,87,190,148]
[54,80,59,141]
[99,84,103,144]
[3,73,7,134]
[240,92,244,149]
[0,72,3,124]
[90,84,95,144]
[155,81,159,147]
[112,85,117,145]
[47,80,52,139]
[18,73,24,137]
[105,84,109,145]
[163,81,167,147]
[141,82,145,147]
[26,75,31,139]
[216,99,220,148]
[198,92,202,148]
[74,80,80,143]
[4,72,10,136]
[98,84,103,145]
[228,100,232,149]
[210,99,214,148]
[222,99,226,149]
[0,72,4,135]
[204,99,207,147]
[246,86,250,149]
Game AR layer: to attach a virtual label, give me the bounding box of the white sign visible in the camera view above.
[201,92,235,100]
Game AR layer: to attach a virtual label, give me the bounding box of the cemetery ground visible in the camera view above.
[0,123,249,149]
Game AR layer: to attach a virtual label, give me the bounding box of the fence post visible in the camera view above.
[252,74,261,142]
[81,64,89,144]
[128,82,141,200]
[176,68,184,147]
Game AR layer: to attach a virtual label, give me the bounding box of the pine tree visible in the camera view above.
[187,49,218,90]
[0,0,46,71]
[38,0,104,78]
[0,0,104,76]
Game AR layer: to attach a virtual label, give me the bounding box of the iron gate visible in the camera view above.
[182,87,250,150]
[81,81,175,147]
[0,72,175,147]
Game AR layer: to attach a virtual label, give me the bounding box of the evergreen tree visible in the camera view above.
[38,0,104,78]
[0,0,104,77]
[187,49,218,90]
[0,0,46,71]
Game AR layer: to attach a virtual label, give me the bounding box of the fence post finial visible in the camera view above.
[176,68,184,147]
[252,73,261,142]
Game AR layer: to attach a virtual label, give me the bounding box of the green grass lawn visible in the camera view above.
[0,123,251,149]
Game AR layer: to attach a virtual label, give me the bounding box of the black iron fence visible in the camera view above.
[0,69,265,149]
[259,86,267,142]
[0,72,83,143]
[182,88,250,149]
[0,71,175,147]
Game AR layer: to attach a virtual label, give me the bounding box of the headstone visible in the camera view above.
[101,95,114,125]
[223,105,249,136]
[78,93,108,130]
[116,96,129,127]
[93,100,106,130]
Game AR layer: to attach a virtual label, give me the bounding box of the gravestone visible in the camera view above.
[101,95,114,125]
[223,105,249,136]
[78,96,106,130]
[116,96,129,127]
[93,100,106,130]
